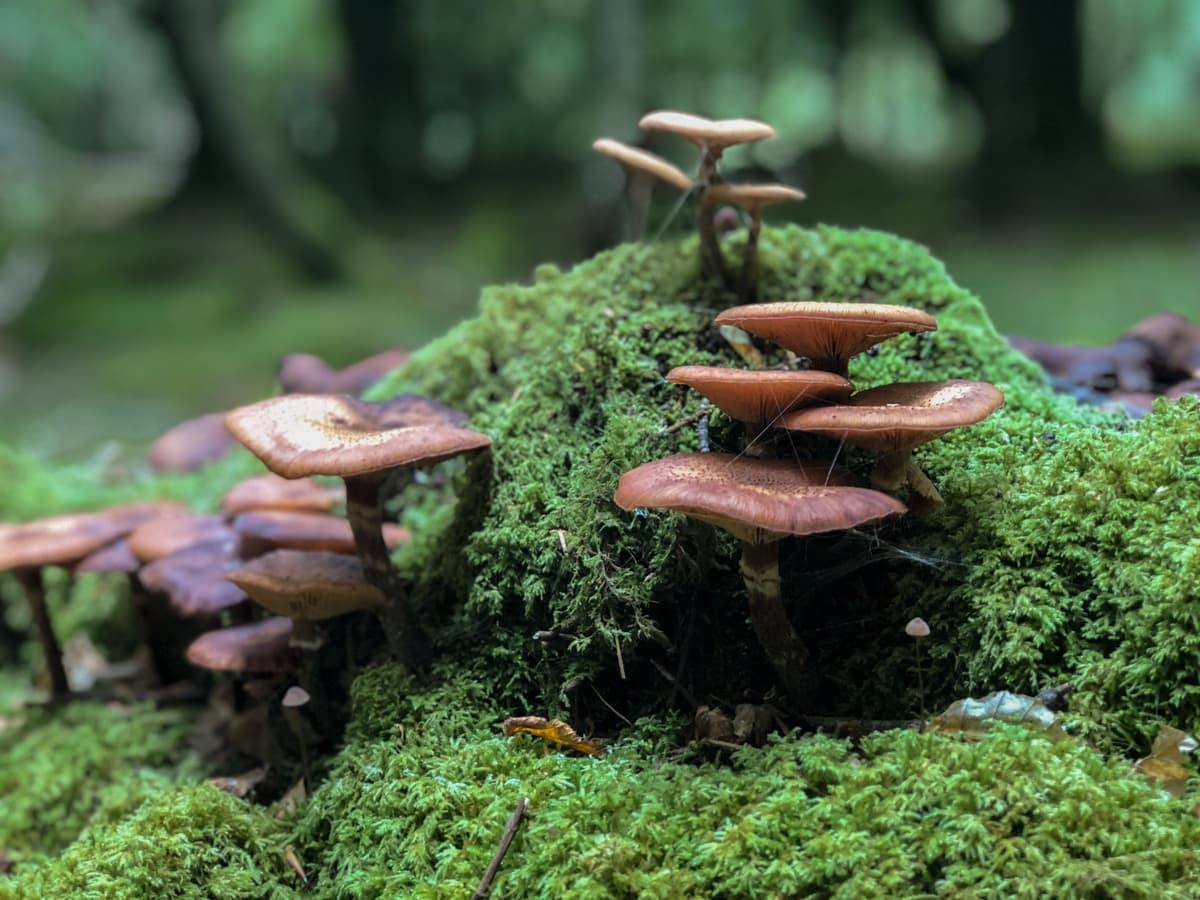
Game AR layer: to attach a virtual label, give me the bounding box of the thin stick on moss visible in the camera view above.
[472,796,530,899]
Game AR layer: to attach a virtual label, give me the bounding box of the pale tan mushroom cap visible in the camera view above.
[592,138,693,191]
[638,110,775,151]
[666,366,852,423]
[715,302,938,365]
[221,473,344,515]
[227,549,385,620]
[129,514,236,564]
[780,380,1005,453]
[225,394,491,480]
[235,510,410,556]
[704,183,806,211]
[0,501,189,571]
[614,452,906,543]
[186,617,296,673]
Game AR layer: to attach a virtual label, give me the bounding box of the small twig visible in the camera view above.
[651,659,699,709]
[658,408,708,437]
[590,684,634,727]
[614,633,626,681]
[473,797,530,899]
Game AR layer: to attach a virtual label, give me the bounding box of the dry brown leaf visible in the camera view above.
[930,691,1068,741]
[694,706,734,743]
[208,766,268,798]
[283,845,307,884]
[502,716,604,756]
[1135,725,1196,799]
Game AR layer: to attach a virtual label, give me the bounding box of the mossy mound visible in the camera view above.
[370,225,1199,747]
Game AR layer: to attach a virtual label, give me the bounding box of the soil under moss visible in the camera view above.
[2,225,1199,896]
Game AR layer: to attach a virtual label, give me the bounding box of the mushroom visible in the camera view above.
[140,541,249,619]
[221,474,343,515]
[614,452,905,703]
[186,617,297,674]
[0,501,186,698]
[234,510,410,558]
[780,380,1005,512]
[714,302,938,377]
[592,138,693,192]
[278,348,410,396]
[147,412,238,473]
[666,366,852,432]
[638,110,775,284]
[1121,312,1200,381]
[129,513,237,564]
[280,685,313,786]
[226,549,385,650]
[703,184,805,302]
[224,393,490,663]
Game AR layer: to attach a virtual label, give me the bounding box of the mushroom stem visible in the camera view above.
[870,451,910,494]
[738,541,808,704]
[128,572,173,685]
[903,458,944,514]
[15,568,70,699]
[696,192,728,285]
[737,212,762,303]
[343,475,429,669]
[810,357,850,378]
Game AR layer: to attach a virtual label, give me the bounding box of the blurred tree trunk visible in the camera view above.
[335,0,422,206]
[149,0,345,281]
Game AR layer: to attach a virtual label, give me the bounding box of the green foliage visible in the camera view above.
[6,784,295,899]
[291,674,1200,897]
[0,702,190,863]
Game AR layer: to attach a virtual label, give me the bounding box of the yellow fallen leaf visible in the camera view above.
[502,716,604,756]
[1135,725,1196,799]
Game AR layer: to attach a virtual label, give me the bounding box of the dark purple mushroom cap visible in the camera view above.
[147,412,238,473]
[73,538,140,574]
[186,617,296,673]
[140,541,248,617]
[234,510,410,557]
[279,349,410,395]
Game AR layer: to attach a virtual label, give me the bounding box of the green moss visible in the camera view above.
[0,702,190,863]
[290,674,1200,897]
[5,784,296,899]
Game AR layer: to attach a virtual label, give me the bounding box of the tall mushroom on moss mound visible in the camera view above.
[0,501,186,698]
[715,302,938,377]
[615,453,905,703]
[224,394,490,665]
[703,184,805,302]
[226,549,385,651]
[636,110,776,284]
[781,380,1005,512]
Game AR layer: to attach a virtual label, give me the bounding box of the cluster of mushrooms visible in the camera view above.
[616,300,1004,705]
[595,110,804,300]
[0,391,489,704]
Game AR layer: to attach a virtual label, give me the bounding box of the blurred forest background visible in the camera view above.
[2,0,1200,458]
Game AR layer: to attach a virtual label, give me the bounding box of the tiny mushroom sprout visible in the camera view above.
[0,501,186,698]
[636,110,776,284]
[147,412,237,473]
[224,393,489,665]
[278,348,410,396]
[234,510,410,558]
[703,183,806,302]
[666,366,852,431]
[186,617,297,675]
[592,138,694,192]
[226,549,385,650]
[780,380,1005,512]
[715,302,938,377]
[221,473,343,515]
[615,453,905,703]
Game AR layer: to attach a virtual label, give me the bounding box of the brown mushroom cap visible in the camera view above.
[73,538,140,575]
[140,541,248,617]
[234,510,410,557]
[129,514,237,564]
[703,183,805,212]
[186,617,296,674]
[0,501,189,572]
[714,302,938,367]
[221,473,344,515]
[147,412,238,473]
[779,380,1005,453]
[638,110,775,152]
[592,138,693,192]
[666,366,853,423]
[226,549,385,620]
[279,349,410,395]
[614,452,906,544]
[225,394,491,480]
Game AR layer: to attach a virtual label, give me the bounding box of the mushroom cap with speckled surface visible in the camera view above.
[227,549,386,620]
[666,366,852,423]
